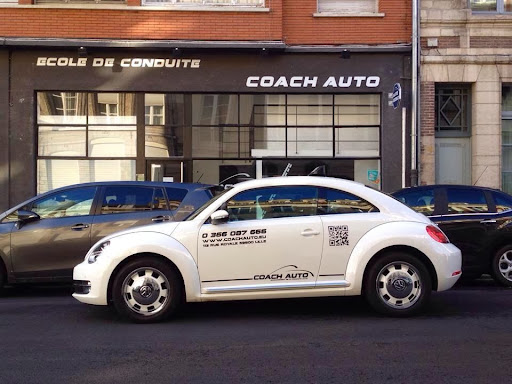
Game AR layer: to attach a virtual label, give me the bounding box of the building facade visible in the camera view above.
[0,0,412,211]
[420,0,512,191]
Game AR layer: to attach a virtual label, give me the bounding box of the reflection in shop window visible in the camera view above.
[470,0,511,13]
[88,127,136,157]
[37,92,86,125]
[38,126,86,157]
[88,93,136,124]
[37,159,135,194]
[192,94,238,125]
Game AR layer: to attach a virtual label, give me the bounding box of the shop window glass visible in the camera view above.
[318,0,377,14]
[287,127,333,157]
[227,186,318,221]
[31,187,96,219]
[192,94,238,125]
[88,126,137,157]
[318,188,377,214]
[37,92,86,125]
[38,126,86,156]
[101,186,155,214]
[37,159,135,194]
[502,88,512,193]
[335,94,380,126]
[240,95,286,126]
[287,95,333,126]
[192,126,243,158]
[335,126,380,157]
[88,93,136,124]
[145,126,184,157]
[446,188,488,214]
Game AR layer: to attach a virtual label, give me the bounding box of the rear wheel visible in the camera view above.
[365,253,432,316]
[491,246,512,287]
[112,257,182,323]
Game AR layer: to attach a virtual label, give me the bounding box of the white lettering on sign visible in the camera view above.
[36,57,201,68]
[247,76,380,89]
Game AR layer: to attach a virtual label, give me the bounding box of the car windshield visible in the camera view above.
[185,188,230,221]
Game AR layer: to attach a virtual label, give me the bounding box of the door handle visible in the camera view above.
[71,224,89,231]
[152,215,171,222]
[301,229,320,237]
[480,219,497,224]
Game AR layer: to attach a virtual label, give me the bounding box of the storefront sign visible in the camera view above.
[246,75,380,88]
[36,57,201,68]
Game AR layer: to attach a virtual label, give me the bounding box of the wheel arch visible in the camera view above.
[362,245,439,293]
[487,236,512,269]
[107,252,186,304]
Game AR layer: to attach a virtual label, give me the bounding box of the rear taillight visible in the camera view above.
[426,225,449,243]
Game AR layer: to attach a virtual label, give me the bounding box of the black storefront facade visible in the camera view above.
[0,44,412,211]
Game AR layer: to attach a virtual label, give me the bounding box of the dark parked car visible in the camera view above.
[392,184,512,287]
[0,181,214,290]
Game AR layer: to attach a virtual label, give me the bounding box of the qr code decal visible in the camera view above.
[328,225,349,246]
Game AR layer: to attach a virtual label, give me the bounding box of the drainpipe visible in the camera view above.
[411,0,420,186]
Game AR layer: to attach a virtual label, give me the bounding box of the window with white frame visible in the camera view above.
[470,0,512,13]
[318,0,377,14]
[142,0,264,6]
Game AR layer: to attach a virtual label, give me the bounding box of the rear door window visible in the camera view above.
[165,187,188,211]
[393,188,435,215]
[318,188,377,214]
[492,191,512,212]
[446,188,488,214]
[101,186,157,214]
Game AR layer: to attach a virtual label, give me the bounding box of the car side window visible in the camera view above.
[394,188,435,215]
[493,192,512,213]
[226,186,318,221]
[31,187,96,219]
[447,188,488,214]
[318,188,378,214]
[165,187,188,211]
[101,186,156,214]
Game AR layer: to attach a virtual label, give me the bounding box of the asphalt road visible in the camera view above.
[0,278,510,384]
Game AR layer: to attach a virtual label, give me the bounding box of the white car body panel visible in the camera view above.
[73,176,462,311]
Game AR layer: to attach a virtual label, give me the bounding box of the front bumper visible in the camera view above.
[72,260,110,306]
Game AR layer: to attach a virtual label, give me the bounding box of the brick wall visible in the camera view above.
[420,81,435,185]
[283,0,412,45]
[0,0,411,45]
[0,6,283,41]
[420,36,460,50]
[471,37,512,49]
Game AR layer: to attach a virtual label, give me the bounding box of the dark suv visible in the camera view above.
[392,184,512,287]
[0,181,214,289]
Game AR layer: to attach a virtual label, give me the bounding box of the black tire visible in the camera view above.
[112,257,182,323]
[364,252,432,317]
[490,245,512,287]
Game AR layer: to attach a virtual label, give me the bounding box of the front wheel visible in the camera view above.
[365,253,432,316]
[491,246,512,287]
[112,257,182,323]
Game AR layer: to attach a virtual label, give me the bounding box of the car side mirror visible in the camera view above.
[16,210,40,229]
[210,210,229,225]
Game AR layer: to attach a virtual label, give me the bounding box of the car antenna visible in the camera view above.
[195,173,204,183]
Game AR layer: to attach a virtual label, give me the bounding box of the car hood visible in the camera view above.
[99,221,181,243]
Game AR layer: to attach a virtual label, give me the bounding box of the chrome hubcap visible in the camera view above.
[498,251,512,282]
[376,262,422,309]
[122,267,170,316]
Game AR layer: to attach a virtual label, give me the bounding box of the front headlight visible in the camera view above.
[87,240,111,264]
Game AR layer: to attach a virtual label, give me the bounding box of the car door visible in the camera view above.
[90,185,174,245]
[197,185,323,293]
[10,186,97,280]
[434,187,496,274]
[316,187,386,286]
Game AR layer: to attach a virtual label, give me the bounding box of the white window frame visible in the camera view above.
[315,0,383,17]
[469,0,512,13]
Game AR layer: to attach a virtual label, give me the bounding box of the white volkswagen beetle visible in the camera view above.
[73,177,462,322]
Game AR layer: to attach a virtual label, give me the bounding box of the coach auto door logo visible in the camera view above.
[254,265,314,281]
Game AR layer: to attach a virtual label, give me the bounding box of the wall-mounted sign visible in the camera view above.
[367,169,380,184]
[392,83,401,109]
[246,76,380,89]
[36,57,201,68]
